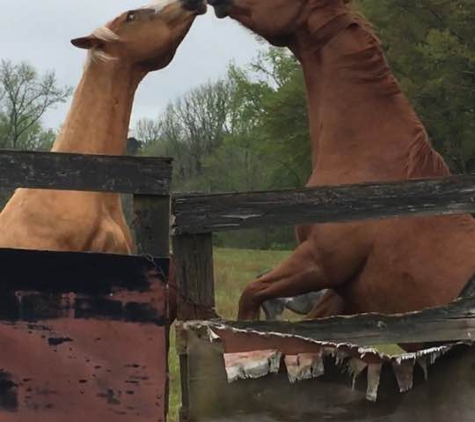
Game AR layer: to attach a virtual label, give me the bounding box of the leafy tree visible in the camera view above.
[226,49,311,189]
[0,60,72,150]
[356,0,475,173]
[136,79,235,191]
[0,60,71,210]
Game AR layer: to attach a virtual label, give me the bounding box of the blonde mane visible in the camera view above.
[87,26,120,64]
[86,0,177,64]
[342,1,451,179]
[145,0,177,12]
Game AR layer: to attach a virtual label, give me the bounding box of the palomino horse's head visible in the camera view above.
[71,0,206,71]
[208,0,351,47]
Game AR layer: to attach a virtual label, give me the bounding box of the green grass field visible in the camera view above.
[167,247,402,421]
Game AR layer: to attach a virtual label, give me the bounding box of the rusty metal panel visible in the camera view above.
[178,322,475,422]
[0,249,169,422]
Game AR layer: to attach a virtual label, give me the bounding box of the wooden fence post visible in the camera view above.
[173,233,216,321]
[173,232,216,422]
[133,195,170,257]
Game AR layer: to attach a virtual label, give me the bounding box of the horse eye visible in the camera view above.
[126,11,136,22]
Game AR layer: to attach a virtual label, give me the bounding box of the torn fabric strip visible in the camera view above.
[223,350,282,383]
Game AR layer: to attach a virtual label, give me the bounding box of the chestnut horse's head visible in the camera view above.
[71,0,206,72]
[208,0,351,47]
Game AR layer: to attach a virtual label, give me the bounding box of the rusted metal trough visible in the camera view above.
[0,150,172,422]
[0,250,169,422]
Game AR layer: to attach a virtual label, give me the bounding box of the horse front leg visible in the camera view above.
[238,241,336,320]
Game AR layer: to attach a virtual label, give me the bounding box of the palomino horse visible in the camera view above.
[0,3,204,420]
[0,0,206,321]
[209,0,475,322]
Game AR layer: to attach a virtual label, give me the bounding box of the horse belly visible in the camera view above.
[341,215,475,314]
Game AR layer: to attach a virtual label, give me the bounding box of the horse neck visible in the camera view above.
[295,18,450,181]
[52,60,143,155]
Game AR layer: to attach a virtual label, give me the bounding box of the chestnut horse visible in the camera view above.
[209,0,475,321]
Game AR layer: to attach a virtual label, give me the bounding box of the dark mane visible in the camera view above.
[342,0,450,178]
[350,12,379,42]
[406,126,451,178]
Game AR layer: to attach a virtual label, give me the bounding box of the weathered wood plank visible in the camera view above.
[182,328,475,422]
[173,234,217,321]
[201,296,475,345]
[0,149,172,195]
[172,175,475,234]
[173,234,217,422]
[134,195,170,257]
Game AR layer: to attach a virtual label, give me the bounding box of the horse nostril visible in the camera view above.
[208,0,226,6]
[207,0,230,17]
[182,0,205,11]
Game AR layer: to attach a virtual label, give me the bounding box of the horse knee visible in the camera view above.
[243,279,268,298]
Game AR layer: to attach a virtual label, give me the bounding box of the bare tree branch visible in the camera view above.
[0,60,72,150]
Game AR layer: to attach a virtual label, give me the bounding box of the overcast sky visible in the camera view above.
[0,0,262,131]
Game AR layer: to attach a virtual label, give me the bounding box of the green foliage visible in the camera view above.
[0,60,71,151]
[357,0,475,173]
[136,48,309,196]
[0,60,70,210]
[134,48,307,248]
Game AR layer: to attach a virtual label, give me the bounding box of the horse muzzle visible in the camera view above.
[181,0,207,14]
[207,0,232,18]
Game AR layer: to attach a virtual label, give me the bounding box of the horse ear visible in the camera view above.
[71,35,101,50]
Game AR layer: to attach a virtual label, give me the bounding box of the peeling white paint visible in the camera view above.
[285,353,324,383]
[221,214,264,221]
[417,356,429,380]
[347,358,368,390]
[392,361,414,393]
[208,328,221,342]
[223,350,282,383]
[183,321,473,402]
[366,364,382,402]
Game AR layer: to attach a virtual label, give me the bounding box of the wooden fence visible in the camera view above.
[3,148,475,421]
[172,174,475,422]
[172,174,475,320]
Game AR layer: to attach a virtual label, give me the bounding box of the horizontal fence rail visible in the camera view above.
[203,296,475,346]
[0,150,172,195]
[173,175,475,234]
